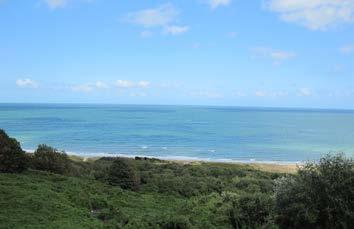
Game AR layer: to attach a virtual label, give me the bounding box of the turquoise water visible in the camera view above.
[0,103,353,163]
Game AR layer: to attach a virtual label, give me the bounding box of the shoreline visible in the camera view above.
[24,148,302,165]
[25,149,300,173]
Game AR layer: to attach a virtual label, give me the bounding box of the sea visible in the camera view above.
[1,103,353,163]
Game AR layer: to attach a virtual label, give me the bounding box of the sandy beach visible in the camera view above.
[68,154,299,173]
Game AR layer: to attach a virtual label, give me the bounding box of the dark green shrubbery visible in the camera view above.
[32,144,70,174]
[0,129,27,173]
[156,215,191,229]
[274,154,354,228]
[228,192,274,228]
[108,158,140,190]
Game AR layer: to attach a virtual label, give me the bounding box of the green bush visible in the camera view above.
[228,192,274,228]
[108,158,140,190]
[32,144,70,174]
[156,215,191,229]
[0,129,27,173]
[274,154,354,228]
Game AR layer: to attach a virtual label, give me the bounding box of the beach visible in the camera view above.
[68,154,299,173]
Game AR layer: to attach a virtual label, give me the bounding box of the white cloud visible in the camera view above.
[71,84,93,92]
[45,0,67,9]
[164,25,189,35]
[252,47,295,63]
[95,81,109,89]
[16,79,39,88]
[126,4,178,28]
[297,87,312,97]
[126,4,189,36]
[137,81,150,88]
[116,80,150,89]
[115,80,135,88]
[209,0,232,9]
[339,44,354,54]
[71,81,109,92]
[266,0,354,30]
[44,0,93,9]
[255,90,289,97]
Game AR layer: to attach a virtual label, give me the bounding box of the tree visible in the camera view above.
[33,144,70,174]
[0,129,27,173]
[274,154,354,228]
[108,158,140,190]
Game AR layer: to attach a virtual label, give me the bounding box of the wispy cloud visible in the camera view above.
[126,4,189,36]
[252,47,295,64]
[254,90,288,97]
[43,0,93,10]
[137,81,150,88]
[339,44,354,54]
[266,0,354,30]
[208,0,232,9]
[126,4,178,28]
[116,80,150,89]
[16,79,39,88]
[164,25,189,35]
[71,84,94,92]
[115,80,135,88]
[71,81,109,92]
[297,87,313,97]
[95,81,109,89]
[45,0,67,9]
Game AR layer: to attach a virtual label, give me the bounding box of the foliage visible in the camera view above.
[1,131,353,229]
[0,129,27,173]
[228,192,274,229]
[274,153,354,228]
[108,158,140,190]
[32,144,70,175]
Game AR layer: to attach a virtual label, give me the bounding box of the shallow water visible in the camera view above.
[1,103,353,163]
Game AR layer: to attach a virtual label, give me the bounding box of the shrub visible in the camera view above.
[156,215,191,229]
[32,144,70,174]
[228,192,274,228]
[0,129,27,173]
[274,153,354,228]
[108,158,140,190]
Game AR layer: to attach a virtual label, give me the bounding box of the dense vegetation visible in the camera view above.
[0,129,353,228]
[0,130,27,173]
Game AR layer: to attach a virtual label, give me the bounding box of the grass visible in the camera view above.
[0,170,186,229]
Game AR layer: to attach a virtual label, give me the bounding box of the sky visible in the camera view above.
[0,0,354,109]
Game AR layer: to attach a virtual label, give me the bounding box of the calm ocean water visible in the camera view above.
[0,103,353,163]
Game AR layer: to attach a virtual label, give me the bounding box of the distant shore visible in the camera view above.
[25,149,300,173]
[65,153,300,174]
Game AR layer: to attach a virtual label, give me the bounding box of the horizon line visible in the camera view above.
[0,102,353,112]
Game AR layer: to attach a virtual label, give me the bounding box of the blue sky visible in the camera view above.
[0,0,354,108]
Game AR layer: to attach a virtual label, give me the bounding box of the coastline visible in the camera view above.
[27,149,300,173]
